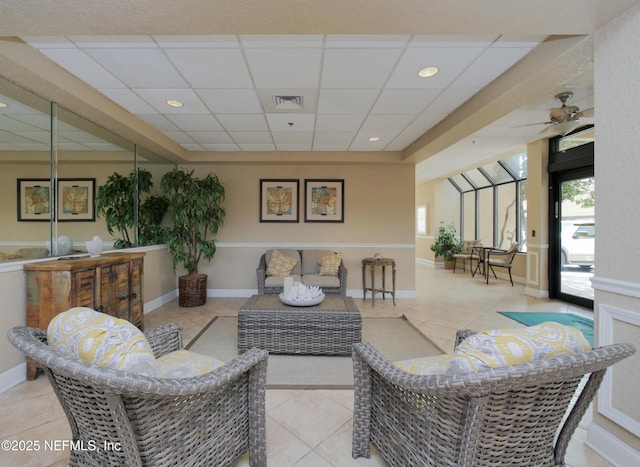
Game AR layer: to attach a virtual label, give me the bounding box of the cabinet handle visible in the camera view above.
[130,293,138,299]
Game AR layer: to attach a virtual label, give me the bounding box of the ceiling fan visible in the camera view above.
[517,91,594,135]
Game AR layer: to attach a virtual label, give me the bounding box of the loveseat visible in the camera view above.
[257,248,347,295]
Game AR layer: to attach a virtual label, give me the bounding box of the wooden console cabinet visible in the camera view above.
[24,252,145,380]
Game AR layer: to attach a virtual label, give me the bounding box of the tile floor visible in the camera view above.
[0,262,611,466]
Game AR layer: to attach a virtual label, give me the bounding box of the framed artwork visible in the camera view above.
[304,179,344,223]
[259,179,299,222]
[17,179,52,221]
[57,178,96,221]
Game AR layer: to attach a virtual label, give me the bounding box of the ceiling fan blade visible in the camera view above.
[580,107,595,118]
[512,121,553,128]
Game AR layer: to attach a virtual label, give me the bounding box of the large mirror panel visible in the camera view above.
[0,76,172,263]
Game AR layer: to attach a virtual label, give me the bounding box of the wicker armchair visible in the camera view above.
[352,330,635,466]
[8,323,268,467]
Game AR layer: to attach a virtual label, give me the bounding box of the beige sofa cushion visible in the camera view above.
[301,249,336,275]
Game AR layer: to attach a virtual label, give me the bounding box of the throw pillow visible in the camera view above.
[448,321,591,374]
[47,307,159,377]
[393,322,590,376]
[319,253,343,276]
[156,350,224,378]
[394,354,454,375]
[266,249,298,277]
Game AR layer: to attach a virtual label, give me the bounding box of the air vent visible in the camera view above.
[273,95,303,111]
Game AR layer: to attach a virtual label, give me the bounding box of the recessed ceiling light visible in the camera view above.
[166,99,183,108]
[368,136,380,142]
[417,66,439,78]
[0,102,7,108]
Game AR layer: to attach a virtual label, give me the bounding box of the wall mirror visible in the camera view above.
[0,76,172,263]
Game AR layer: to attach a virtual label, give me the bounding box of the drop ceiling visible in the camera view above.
[0,0,636,182]
[17,34,544,154]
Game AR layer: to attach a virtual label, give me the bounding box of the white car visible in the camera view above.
[561,219,594,268]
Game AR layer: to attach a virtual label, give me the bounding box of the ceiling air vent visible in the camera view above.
[273,95,303,111]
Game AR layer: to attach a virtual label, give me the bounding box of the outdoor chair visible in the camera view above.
[352,327,635,466]
[486,241,519,285]
[453,239,482,273]
[8,314,269,467]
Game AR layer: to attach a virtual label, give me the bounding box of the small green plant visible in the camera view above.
[95,169,169,248]
[160,168,226,275]
[430,222,462,261]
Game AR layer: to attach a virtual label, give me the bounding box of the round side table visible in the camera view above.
[362,257,396,307]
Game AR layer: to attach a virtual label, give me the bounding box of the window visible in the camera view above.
[416,205,426,235]
[447,151,527,249]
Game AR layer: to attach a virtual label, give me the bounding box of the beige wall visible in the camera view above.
[590,3,640,455]
[179,163,416,294]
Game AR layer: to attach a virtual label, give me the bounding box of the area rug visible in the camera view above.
[498,312,594,346]
[187,315,444,389]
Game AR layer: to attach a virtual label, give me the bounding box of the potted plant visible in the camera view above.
[95,169,169,248]
[161,168,226,307]
[430,222,462,268]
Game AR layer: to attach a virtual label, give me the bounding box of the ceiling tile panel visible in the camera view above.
[99,88,158,113]
[371,88,441,115]
[154,35,240,48]
[134,88,209,113]
[216,114,268,131]
[325,35,410,48]
[40,49,125,89]
[164,48,253,88]
[238,143,276,151]
[451,47,533,88]
[272,131,313,145]
[386,47,486,88]
[229,131,273,144]
[166,114,223,131]
[186,131,233,144]
[360,114,415,133]
[266,113,315,131]
[197,89,262,113]
[239,35,323,48]
[83,48,188,88]
[244,48,322,88]
[315,114,365,132]
[321,48,403,88]
[317,89,379,114]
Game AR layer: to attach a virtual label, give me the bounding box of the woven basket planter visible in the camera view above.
[179,273,207,307]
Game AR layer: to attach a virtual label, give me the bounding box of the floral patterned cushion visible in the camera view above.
[47,307,159,377]
[266,249,299,277]
[395,322,590,375]
[156,350,224,378]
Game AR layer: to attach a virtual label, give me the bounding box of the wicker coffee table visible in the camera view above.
[238,295,362,355]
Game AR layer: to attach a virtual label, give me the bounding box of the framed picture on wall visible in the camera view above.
[259,179,299,222]
[17,178,52,221]
[57,178,96,221]
[304,179,344,223]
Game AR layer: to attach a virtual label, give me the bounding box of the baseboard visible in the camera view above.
[586,421,640,466]
[0,363,26,394]
[144,290,178,314]
[208,288,256,298]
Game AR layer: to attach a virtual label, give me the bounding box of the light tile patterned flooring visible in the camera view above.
[1,263,610,466]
